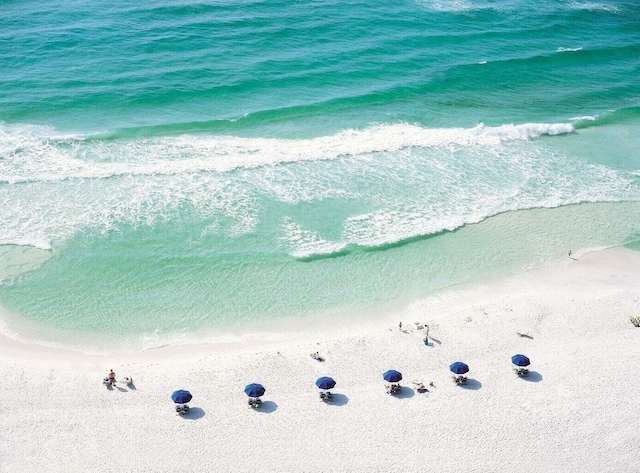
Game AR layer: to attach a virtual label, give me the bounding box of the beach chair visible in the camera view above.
[453,376,468,385]
[248,398,263,408]
[320,391,333,402]
[515,367,529,377]
[386,383,401,395]
[176,404,189,415]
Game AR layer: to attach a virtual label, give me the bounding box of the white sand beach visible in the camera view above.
[1,247,639,473]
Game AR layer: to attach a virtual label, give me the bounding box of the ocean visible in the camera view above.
[1,0,639,351]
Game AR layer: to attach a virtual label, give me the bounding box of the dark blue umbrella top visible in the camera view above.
[383,370,403,383]
[449,362,469,374]
[171,390,192,404]
[315,376,336,390]
[244,383,266,398]
[511,354,531,367]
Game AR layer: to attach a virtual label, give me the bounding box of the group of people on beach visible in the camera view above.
[104,369,133,388]
[399,321,430,344]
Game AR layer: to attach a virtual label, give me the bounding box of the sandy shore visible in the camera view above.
[1,247,639,472]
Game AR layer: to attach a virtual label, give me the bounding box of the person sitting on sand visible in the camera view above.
[310,352,323,361]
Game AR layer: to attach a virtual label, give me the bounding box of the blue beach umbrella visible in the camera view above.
[511,354,531,367]
[244,383,266,398]
[315,376,336,390]
[449,362,469,375]
[171,390,192,404]
[383,370,403,383]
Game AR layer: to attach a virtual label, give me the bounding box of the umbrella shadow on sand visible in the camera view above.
[521,371,543,383]
[394,387,415,399]
[255,401,278,413]
[325,393,349,406]
[460,379,482,390]
[182,407,206,420]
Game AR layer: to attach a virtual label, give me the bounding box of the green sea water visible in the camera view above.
[0,0,639,350]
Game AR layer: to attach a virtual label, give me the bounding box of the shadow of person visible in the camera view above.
[182,407,206,420]
[326,393,349,406]
[126,382,137,391]
[429,337,442,345]
[256,401,278,413]
[522,371,543,382]
[460,378,482,390]
[394,387,415,399]
[115,385,128,393]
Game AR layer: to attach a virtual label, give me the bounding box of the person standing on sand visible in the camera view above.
[399,321,402,331]
[108,369,116,386]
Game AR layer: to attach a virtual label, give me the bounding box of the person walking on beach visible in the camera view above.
[399,321,403,331]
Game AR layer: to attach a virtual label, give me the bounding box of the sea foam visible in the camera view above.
[1,121,635,257]
[0,121,574,184]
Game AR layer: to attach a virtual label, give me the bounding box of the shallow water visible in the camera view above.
[0,0,638,348]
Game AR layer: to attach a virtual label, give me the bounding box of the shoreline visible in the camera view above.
[1,246,639,472]
[2,200,638,353]
[1,244,638,362]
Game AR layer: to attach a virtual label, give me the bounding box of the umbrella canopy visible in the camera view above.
[315,376,336,390]
[511,354,531,367]
[449,362,469,374]
[383,370,403,383]
[244,383,266,398]
[171,390,192,404]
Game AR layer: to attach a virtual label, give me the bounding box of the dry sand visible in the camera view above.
[1,247,639,472]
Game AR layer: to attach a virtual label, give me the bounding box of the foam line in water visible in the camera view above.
[0,120,636,253]
[0,121,574,184]
[281,218,348,259]
[568,2,622,14]
[557,47,583,52]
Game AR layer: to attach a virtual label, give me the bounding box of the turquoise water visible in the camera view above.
[1,0,639,349]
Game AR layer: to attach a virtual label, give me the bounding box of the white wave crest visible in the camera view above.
[280,218,347,259]
[569,2,621,13]
[417,0,512,13]
[0,121,574,185]
[1,120,634,253]
[570,115,597,121]
[557,47,583,52]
